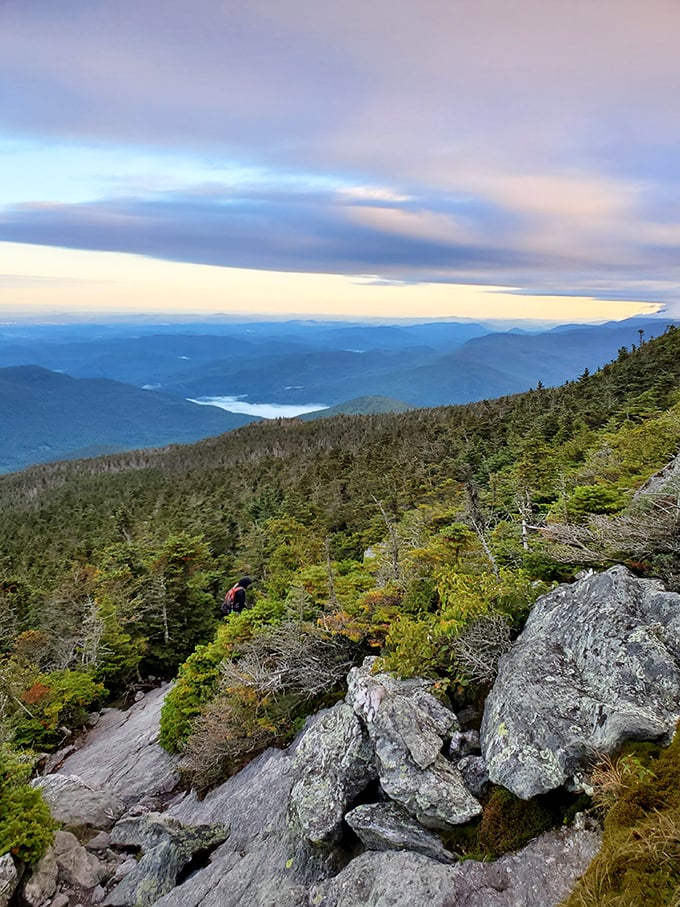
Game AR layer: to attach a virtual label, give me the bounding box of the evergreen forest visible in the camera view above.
[2,325,680,902]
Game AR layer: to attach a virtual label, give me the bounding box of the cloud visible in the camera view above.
[2,179,680,305]
[2,0,680,308]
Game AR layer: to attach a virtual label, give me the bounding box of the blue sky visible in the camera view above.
[1,0,679,322]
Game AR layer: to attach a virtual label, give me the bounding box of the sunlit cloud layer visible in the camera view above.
[2,0,680,320]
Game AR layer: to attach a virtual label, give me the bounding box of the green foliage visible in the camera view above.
[382,568,547,683]
[381,613,441,679]
[0,745,55,863]
[11,670,104,750]
[159,596,286,751]
[563,483,628,522]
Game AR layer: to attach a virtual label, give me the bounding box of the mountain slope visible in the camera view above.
[0,365,259,473]
[299,395,413,420]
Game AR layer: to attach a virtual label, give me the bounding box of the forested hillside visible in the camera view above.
[2,325,680,897]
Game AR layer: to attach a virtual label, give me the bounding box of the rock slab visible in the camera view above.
[58,685,179,806]
[32,773,125,830]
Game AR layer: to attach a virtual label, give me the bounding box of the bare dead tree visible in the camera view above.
[544,482,680,564]
[448,612,513,685]
[373,497,401,581]
[325,536,338,610]
[465,481,499,577]
[218,621,359,701]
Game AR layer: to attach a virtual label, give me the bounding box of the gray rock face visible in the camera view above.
[0,854,18,907]
[346,659,481,828]
[289,703,378,843]
[344,803,454,864]
[105,812,227,907]
[482,565,680,798]
[58,685,179,806]
[309,825,601,907]
[52,831,107,890]
[22,848,58,907]
[32,774,125,830]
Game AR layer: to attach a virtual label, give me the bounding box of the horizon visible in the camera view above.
[0,310,672,332]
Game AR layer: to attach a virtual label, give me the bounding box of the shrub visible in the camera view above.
[179,621,361,792]
[0,746,55,863]
[159,596,287,752]
[11,669,104,750]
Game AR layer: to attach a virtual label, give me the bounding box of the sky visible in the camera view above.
[1,0,680,323]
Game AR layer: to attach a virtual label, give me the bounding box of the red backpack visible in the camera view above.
[220,583,241,616]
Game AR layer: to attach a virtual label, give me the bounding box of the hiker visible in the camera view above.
[221,576,254,615]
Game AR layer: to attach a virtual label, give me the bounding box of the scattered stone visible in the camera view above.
[22,848,58,907]
[0,854,19,907]
[457,755,490,799]
[482,566,680,798]
[347,659,481,829]
[50,893,70,907]
[85,832,112,851]
[289,703,378,843]
[344,802,455,864]
[52,831,107,890]
[448,729,480,760]
[92,884,106,903]
[33,774,125,831]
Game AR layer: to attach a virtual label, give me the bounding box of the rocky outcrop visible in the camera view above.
[58,685,179,806]
[35,567,680,906]
[482,565,680,798]
[309,825,600,907]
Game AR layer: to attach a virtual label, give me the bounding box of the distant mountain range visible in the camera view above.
[0,315,674,473]
[0,366,258,474]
